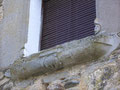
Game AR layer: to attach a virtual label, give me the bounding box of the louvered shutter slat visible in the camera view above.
[41,0,96,50]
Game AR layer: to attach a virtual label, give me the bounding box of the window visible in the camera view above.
[41,0,96,50]
[24,0,96,56]
[24,0,42,56]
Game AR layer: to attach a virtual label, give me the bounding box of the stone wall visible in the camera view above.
[0,32,119,90]
[0,48,120,90]
[0,0,30,69]
[96,0,120,33]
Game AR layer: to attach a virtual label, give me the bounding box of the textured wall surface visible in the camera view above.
[10,33,120,79]
[0,0,120,89]
[96,0,120,33]
[0,46,120,90]
[0,0,30,69]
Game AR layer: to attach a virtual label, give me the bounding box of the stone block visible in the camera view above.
[10,33,120,79]
[0,78,9,86]
[0,72,4,80]
[3,82,13,90]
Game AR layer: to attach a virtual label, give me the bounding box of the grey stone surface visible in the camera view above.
[10,33,120,79]
[0,78,9,86]
[0,0,30,69]
[64,80,80,89]
[4,69,11,78]
[0,72,4,80]
[96,0,120,33]
[3,82,13,90]
[0,48,119,90]
[15,79,34,88]
[0,0,3,6]
[43,71,69,83]
[0,6,3,21]
[47,80,65,90]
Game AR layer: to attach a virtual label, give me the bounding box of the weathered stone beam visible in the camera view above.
[10,33,120,79]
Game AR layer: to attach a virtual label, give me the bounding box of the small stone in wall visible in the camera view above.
[3,82,13,90]
[118,55,120,59]
[0,78,10,86]
[64,80,80,89]
[15,79,34,88]
[47,80,65,90]
[0,6,3,21]
[62,76,80,89]
[11,87,22,90]
[25,79,46,90]
[0,72,4,80]
[4,69,11,78]
[78,79,88,90]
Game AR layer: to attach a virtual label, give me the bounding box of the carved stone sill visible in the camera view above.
[9,32,120,80]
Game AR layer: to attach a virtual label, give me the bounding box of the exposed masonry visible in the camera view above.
[0,48,120,90]
[0,32,120,90]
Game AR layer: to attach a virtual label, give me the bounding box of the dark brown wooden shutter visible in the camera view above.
[41,0,96,50]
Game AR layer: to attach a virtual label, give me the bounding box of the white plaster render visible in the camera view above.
[24,0,42,56]
[0,0,30,69]
[96,0,120,33]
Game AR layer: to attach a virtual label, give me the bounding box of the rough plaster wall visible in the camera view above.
[96,0,120,33]
[0,0,30,69]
